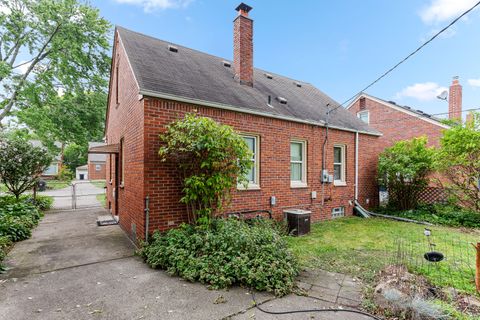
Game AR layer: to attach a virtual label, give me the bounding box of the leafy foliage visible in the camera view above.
[0,0,111,122]
[158,114,252,225]
[57,166,74,182]
[0,235,12,270]
[141,218,299,296]
[63,143,88,172]
[375,204,480,228]
[0,136,52,199]
[0,201,42,242]
[435,113,480,211]
[378,137,435,210]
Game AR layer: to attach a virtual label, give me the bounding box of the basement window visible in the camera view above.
[332,207,345,218]
[168,45,178,52]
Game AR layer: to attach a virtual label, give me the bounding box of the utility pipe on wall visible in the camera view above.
[355,132,359,200]
[144,195,150,242]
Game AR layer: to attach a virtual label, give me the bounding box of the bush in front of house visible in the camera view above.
[0,194,53,211]
[141,218,299,296]
[0,201,43,242]
[0,235,12,270]
[376,203,480,228]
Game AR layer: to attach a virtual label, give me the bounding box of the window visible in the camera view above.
[332,207,345,218]
[240,135,260,189]
[357,111,369,124]
[120,138,124,186]
[290,140,307,187]
[333,145,346,185]
[95,164,101,171]
[43,163,58,176]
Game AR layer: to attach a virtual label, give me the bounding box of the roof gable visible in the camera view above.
[347,93,450,129]
[116,26,380,136]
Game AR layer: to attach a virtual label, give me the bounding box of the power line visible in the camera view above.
[327,0,480,115]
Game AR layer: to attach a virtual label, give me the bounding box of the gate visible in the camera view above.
[40,180,106,211]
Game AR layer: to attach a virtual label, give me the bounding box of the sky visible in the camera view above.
[92,0,480,119]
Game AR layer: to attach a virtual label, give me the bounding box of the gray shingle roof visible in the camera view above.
[117,26,380,135]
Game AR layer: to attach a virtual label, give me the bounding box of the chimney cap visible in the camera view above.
[235,3,252,13]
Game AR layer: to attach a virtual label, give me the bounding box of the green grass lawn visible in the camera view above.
[42,180,71,190]
[287,217,479,294]
[96,194,106,207]
[91,180,106,188]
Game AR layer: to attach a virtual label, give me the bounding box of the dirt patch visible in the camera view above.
[373,265,480,319]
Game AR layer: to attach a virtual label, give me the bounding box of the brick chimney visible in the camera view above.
[448,76,462,120]
[233,3,253,86]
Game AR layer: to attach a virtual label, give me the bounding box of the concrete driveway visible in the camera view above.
[0,208,373,320]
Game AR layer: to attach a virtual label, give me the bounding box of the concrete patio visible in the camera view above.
[0,208,373,320]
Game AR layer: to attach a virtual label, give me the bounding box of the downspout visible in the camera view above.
[144,195,150,243]
[355,131,359,200]
[321,104,330,206]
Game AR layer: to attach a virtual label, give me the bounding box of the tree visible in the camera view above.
[17,91,106,161]
[63,143,87,172]
[378,137,435,210]
[0,135,52,199]
[158,114,252,225]
[0,0,111,123]
[436,112,480,211]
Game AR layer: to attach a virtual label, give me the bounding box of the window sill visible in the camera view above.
[290,182,308,189]
[334,181,347,187]
[237,184,261,191]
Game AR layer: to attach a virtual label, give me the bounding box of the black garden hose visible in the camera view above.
[250,290,383,320]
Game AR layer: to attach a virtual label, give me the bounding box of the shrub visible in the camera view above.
[57,167,74,182]
[0,202,42,242]
[0,195,53,211]
[376,204,480,228]
[0,235,12,269]
[378,137,435,210]
[141,218,299,296]
[0,136,53,199]
[158,114,252,225]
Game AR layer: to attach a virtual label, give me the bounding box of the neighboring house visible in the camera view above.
[30,140,62,179]
[346,78,462,207]
[90,3,380,242]
[76,165,88,180]
[88,142,107,180]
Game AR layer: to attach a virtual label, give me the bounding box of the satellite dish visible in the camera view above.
[437,90,448,100]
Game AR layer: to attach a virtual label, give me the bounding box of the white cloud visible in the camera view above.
[468,78,480,87]
[396,82,448,101]
[419,0,478,24]
[113,0,193,12]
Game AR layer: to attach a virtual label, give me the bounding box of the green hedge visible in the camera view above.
[0,195,53,211]
[141,218,299,296]
[376,204,480,228]
[0,202,43,242]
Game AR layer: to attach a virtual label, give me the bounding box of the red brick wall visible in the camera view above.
[233,13,253,86]
[143,97,375,235]
[105,31,145,241]
[349,96,447,208]
[88,162,106,180]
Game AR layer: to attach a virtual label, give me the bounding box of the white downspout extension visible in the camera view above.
[355,132,359,201]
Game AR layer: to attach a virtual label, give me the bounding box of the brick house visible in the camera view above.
[90,3,381,241]
[346,80,461,207]
[87,142,107,180]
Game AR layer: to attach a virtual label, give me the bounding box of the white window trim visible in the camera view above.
[357,110,369,124]
[238,134,260,190]
[333,144,346,186]
[290,140,307,188]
